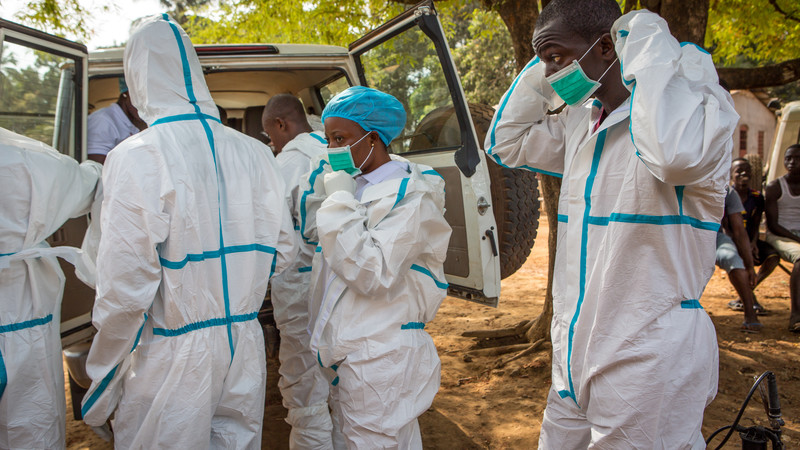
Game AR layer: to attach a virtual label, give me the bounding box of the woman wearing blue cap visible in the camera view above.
[298,86,452,448]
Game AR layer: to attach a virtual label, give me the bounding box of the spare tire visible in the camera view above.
[410,103,540,279]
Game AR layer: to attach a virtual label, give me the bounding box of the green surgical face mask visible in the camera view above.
[327,132,372,176]
[545,36,617,106]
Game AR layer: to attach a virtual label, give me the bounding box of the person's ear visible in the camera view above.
[600,33,615,61]
[276,117,286,130]
[368,131,381,148]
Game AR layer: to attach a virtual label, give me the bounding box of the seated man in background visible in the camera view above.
[765,144,800,332]
[727,157,779,312]
[86,77,146,164]
[717,183,761,332]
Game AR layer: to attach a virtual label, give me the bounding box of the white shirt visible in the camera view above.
[87,103,140,156]
[354,160,410,200]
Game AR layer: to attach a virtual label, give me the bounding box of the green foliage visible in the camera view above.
[0,47,67,143]
[359,26,437,142]
[439,1,515,106]
[185,0,514,108]
[14,0,88,40]
[160,0,214,26]
[706,0,800,66]
[186,0,404,45]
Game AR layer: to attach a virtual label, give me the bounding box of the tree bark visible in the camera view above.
[718,59,800,90]
[659,0,709,44]
[768,0,800,23]
[654,2,800,89]
[489,0,555,344]
[481,0,539,72]
[525,174,560,342]
[457,0,556,352]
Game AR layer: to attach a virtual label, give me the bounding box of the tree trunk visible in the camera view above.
[481,0,540,73]
[460,1,556,352]
[525,174,560,342]
[659,0,709,44]
[491,0,555,344]
[718,59,800,90]
[656,2,800,89]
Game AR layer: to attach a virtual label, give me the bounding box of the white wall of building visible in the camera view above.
[731,90,777,161]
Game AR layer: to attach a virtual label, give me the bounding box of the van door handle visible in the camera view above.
[484,228,498,257]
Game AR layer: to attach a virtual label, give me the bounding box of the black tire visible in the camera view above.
[411,103,540,279]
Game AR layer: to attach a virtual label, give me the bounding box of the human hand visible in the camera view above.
[747,267,757,289]
[324,170,356,196]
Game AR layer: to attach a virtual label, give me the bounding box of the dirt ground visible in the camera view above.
[66,218,799,449]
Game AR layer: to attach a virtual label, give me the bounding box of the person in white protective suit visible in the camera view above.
[80,14,297,448]
[0,129,101,449]
[261,93,336,449]
[485,1,738,448]
[299,86,452,449]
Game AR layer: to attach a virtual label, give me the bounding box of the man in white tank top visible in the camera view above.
[765,144,800,332]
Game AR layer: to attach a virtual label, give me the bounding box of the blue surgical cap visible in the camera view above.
[321,86,407,146]
[119,77,128,94]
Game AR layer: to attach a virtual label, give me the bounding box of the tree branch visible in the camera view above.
[768,0,800,23]
[718,58,800,90]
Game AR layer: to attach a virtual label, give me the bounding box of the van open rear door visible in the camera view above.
[347,1,502,306]
[0,19,94,346]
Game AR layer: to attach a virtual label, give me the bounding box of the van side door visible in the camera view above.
[0,18,94,345]
[348,1,502,305]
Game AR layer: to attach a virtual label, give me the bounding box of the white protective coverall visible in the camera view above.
[270,131,335,449]
[81,15,297,448]
[300,154,451,449]
[485,11,737,448]
[0,128,101,449]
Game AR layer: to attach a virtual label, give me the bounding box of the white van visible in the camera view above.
[0,0,541,417]
[766,100,800,183]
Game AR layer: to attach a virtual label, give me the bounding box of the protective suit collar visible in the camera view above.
[359,155,440,205]
[124,15,219,126]
[588,97,631,136]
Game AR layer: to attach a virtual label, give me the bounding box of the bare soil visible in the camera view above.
[66,218,800,449]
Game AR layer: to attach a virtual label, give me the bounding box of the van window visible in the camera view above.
[0,41,76,153]
[319,75,350,105]
[358,26,461,155]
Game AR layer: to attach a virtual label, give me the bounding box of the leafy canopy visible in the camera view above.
[186,0,404,45]
[184,0,515,106]
[10,0,798,105]
[11,0,88,39]
[706,0,800,66]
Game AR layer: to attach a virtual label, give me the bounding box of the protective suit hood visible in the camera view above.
[124,15,218,126]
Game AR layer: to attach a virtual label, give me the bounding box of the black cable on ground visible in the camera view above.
[706,371,772,450]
